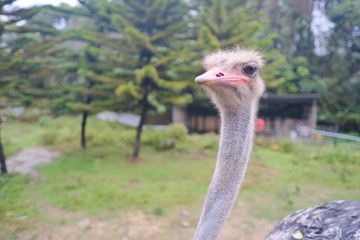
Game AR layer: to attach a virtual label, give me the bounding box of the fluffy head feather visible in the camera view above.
[202,47,265,71]
[196,47,265,111]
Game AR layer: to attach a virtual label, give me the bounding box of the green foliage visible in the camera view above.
[184,0,292,118]
[315,0,360,131]
[115,83,141,99]
[261,0,316,94]
[255,137,294,153]
[142,124,188,150]
[1,0,360,152]
[255,138,360,190]
[97,0,193,156]
[260,0,359,130]
[198,25,220,50]
[0,117,214,217]
[167,123,189,141]
[278,139,295,153]
[311,147,359,165]
[124,27,157,54]
[39,131,57,145]
[109,0,192,111]
[195,0,287,90]
[1,117,359,236]
[135,65,160,84]
[153,204,165,216]
[0,174,36,222]
[0,4,59,113]
[195,132,219,150]
[277,56,314,94]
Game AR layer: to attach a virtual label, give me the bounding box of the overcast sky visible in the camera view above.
[14,0,78,8]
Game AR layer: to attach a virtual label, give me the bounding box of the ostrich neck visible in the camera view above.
[193,100,258,240]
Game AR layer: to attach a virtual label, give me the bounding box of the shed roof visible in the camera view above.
[261,94,319,104]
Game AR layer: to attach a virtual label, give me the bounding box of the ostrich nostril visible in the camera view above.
[216,72,224,77]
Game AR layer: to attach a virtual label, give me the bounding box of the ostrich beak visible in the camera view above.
[195,68,249,85]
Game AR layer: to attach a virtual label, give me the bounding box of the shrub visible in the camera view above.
[153,204,165,216]
[89,133,116,147]
[142,124,188,150]
[167,123,188,141]
[314,149,356,164]
[197,132,218,150]
[40,130,57,145]
[278,139,294,153]
[38,116,53,127]
[118,130,134,145]
[255,137,294,153]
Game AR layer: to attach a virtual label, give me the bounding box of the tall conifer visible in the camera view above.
[102,0,192,158]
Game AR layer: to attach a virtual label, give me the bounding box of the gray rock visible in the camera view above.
[78,218,91,229]
[181,221,190,228]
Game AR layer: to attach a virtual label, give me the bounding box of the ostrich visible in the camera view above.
[193,47,360,240]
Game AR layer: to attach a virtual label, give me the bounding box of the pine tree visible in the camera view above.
[182,0,289,116]
[195,0,287,90]
[33,2,132,149]
[95,0,193,159]
[0,1,50,174]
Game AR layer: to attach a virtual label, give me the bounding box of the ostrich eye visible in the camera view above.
[242,65,257,76]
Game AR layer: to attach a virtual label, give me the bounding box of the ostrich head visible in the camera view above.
[195,47,265,111]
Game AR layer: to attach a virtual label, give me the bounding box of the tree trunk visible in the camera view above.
[132,93,149,159]
[0,117,7,174]
[80,80,94,150]
[0,140,7,174]
[81,110,88,149]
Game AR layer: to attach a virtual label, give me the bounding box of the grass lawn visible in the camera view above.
[1,116,359,239]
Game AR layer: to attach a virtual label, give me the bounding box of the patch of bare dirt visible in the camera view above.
[7,147,60,176]
[15,205,165,240]
[222,200,276,240]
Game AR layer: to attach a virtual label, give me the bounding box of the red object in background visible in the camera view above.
[256,118,265,132]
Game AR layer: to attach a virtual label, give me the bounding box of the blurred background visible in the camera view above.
[0,0,359,239]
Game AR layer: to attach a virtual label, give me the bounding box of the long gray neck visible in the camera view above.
[193,100,258,240]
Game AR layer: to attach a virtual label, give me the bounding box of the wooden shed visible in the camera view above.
[172,94,320,135]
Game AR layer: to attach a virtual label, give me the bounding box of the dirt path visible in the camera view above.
[6,147,60,176]
[14,199,275,240]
